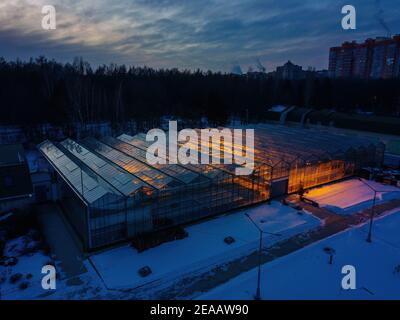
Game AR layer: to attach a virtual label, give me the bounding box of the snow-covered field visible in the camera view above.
[0,233,106,300]
[306,179,400,215]
[198,209,400,300]
[90,201,321,290]
[0,235,57,299]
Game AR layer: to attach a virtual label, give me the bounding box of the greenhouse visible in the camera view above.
[38,124,384,250]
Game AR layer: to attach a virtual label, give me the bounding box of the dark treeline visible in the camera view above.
[0,56,399,128]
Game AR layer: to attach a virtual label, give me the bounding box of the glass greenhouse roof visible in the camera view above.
[252,124,381,165]
[117,134,229,179]
[80,137,183,190]
[38,140,116,204]
[38,124,383,203]
[101,136,204,185]
[60,139,146,196]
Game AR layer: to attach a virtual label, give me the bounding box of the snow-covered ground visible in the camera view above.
[90,201,321,290]
[3,177,400,300]
[0,235,57,299]
[306,178,400,215]
[0,233,106,300]
[198,209,400,300]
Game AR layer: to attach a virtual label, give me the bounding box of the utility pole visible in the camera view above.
[81,167,84,197]
[358,178,399,243]
[245,213,281,300]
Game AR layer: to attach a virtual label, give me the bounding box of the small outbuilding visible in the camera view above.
[0,144,33,212]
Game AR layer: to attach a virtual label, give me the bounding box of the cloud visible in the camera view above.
[0,0,399,71]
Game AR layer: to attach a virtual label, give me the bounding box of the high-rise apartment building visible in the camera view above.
[329,35,400,79]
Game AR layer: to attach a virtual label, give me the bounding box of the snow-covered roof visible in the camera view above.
[269,105,287,113]
[38,140,114,204]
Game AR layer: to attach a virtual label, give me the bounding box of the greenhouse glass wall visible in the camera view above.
[38,124,384,250]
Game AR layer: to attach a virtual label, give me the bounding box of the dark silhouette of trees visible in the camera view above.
[0,56,399,129]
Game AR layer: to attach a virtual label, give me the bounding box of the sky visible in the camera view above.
[0,0,399,72]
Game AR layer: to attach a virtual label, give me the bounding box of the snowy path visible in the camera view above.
[36,203,86,279]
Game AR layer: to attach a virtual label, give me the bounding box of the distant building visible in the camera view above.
[329,35,400,79]
[329,41,357,78]
[275,61,305,80]
[316,69,329,78]
[0,144,33,212]
[0,126,26,145]
[246,72,268,79]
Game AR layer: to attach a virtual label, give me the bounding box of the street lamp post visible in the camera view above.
[255,229,262,300]
[358,178,391,243]
[366,189,377,243]
[245,213,281,300]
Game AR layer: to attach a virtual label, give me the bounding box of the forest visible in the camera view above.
[0,56,399,128]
